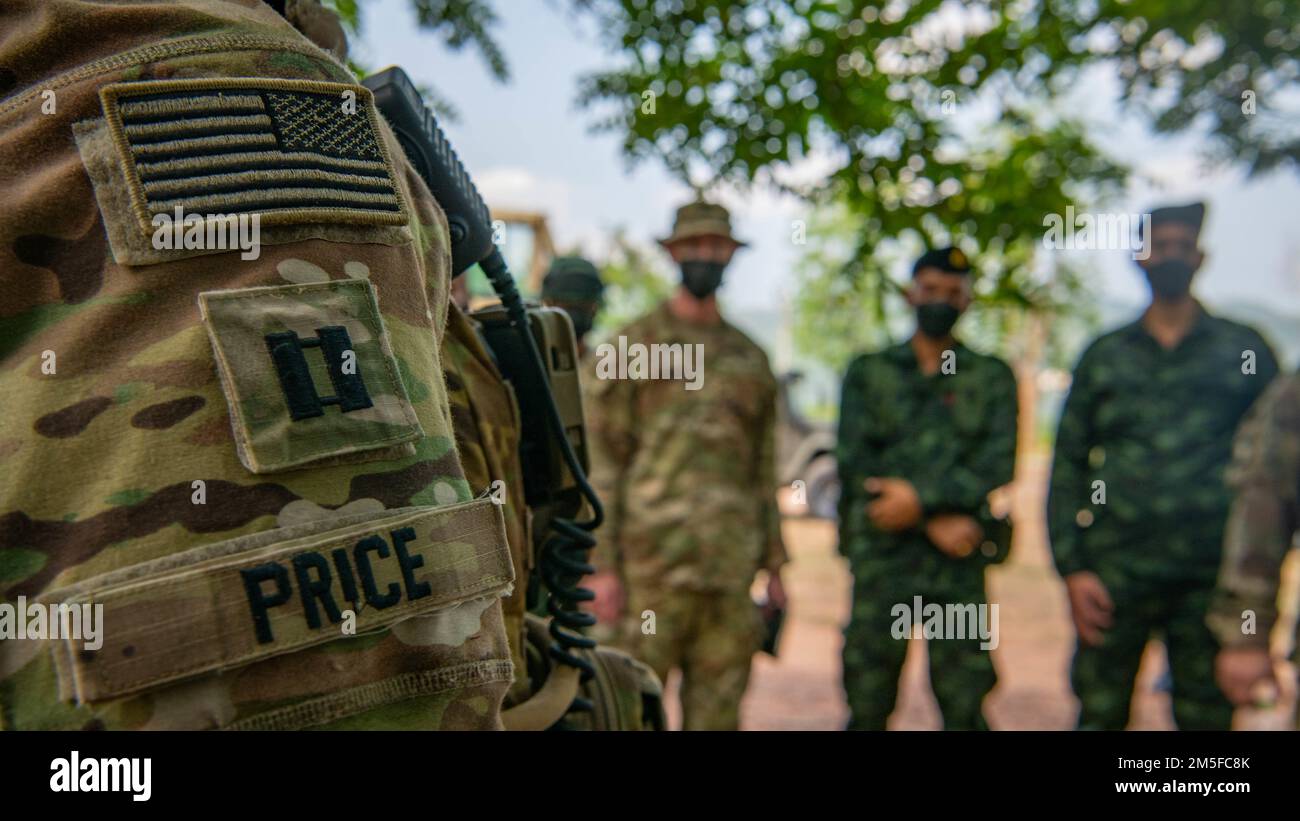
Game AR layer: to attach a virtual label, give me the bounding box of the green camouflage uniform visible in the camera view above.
[837,340,1017,730]
[587,300,786,730]
[1049,306,1278,729]
[0,0,515,730]
[1206,373,1299,668]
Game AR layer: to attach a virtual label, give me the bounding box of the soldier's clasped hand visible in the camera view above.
[864,477,923,532]
[925,514,984,558]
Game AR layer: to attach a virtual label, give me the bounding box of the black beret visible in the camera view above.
[912,246,971,277]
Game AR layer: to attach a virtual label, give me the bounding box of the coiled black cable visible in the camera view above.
[480,249,604,696]
[540,520,596,718]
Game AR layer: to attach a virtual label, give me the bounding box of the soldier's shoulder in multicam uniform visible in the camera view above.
[1207,371,1300,651]
[0,0,515,730]
[602,300,780,435]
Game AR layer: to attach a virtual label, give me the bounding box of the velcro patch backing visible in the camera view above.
[44,499,512,704]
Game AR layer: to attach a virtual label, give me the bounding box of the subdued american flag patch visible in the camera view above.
[98,78,408,233]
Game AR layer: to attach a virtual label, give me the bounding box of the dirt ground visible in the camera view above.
[660,454,1299,730]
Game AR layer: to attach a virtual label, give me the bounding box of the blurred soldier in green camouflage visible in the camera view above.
[0,0,516,730]
[1049,202,1279,730]
[585,198,787,730]
[1208,373,1298,719]
[837,247,1017,731]
[542,255,604,356]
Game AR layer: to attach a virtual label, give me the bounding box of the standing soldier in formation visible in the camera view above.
[584,198,787,730]
[1207,372,1298,718]
[1049,202,1279,730]
[837,247,1017,731]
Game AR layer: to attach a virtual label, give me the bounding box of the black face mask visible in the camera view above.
[1143,258,1196,299]
[916,301,961,338]
[680,260,727,298]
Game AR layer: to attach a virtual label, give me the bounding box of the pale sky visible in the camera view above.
[353,0,1300,344]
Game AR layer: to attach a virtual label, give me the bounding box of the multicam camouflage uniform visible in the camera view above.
[837,341,1017,730]
[1206,373,1300,682]
[587,301,786,730]
[1049,306,1278,729]
[0,0,515,730]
